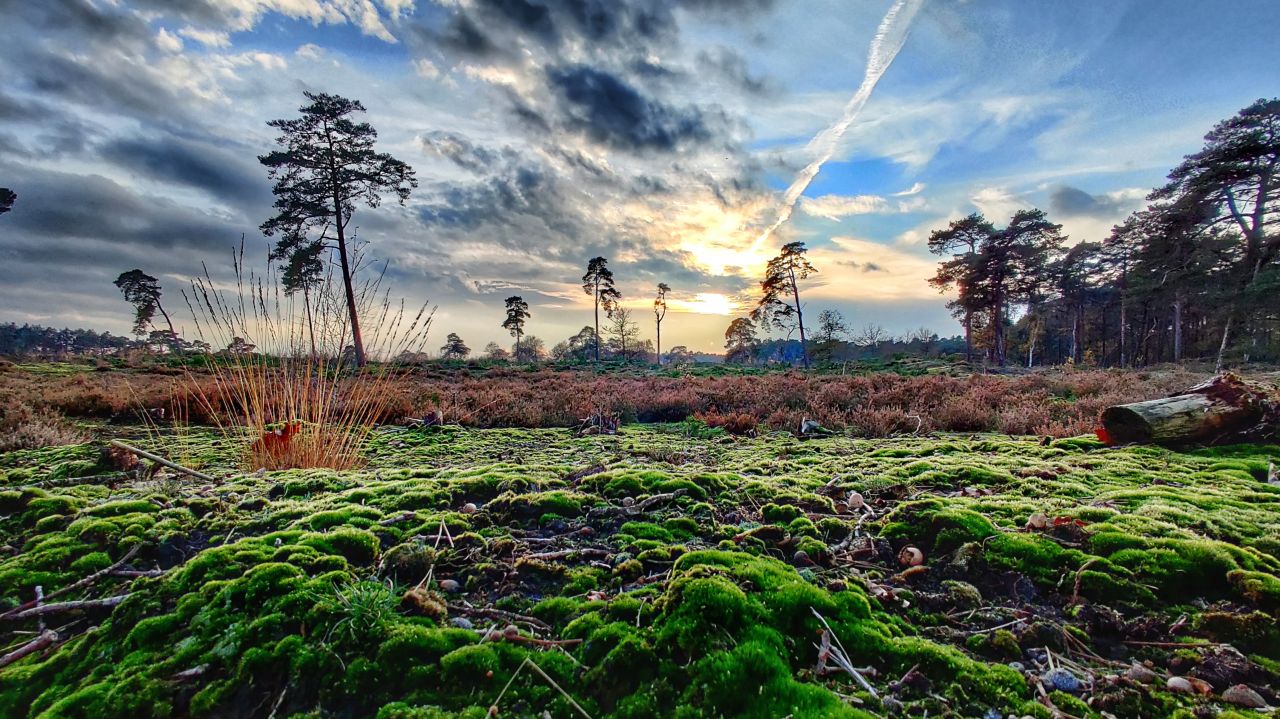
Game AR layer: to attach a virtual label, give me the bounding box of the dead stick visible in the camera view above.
[0,546,140,620]
[7,595,130,621]
[523,548,612,562]
[109,440,216,482]
[448,604,551,632]
[0,629,59,669]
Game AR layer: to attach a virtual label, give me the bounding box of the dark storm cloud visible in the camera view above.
[418,161,577,236]
[1049,185,1128,218]
[17,0,152,45]
[98,135,270,206]
[417,131,522,174]
[444,0,677,52]
[548,65,718,151]
[0,163,243,252]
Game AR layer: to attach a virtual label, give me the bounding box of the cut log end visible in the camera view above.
[1100,405,1157,444]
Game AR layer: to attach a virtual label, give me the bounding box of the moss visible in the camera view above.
[439,644,500,685]
[1228,569,1280,612]
[299,528,380,565]
[760,503,802,523]
[380,542,437,584]
[3,426,1277,719]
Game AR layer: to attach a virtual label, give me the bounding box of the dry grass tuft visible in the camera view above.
[177,249,432,470]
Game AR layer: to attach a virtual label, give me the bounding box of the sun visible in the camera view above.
[676,293,736,316]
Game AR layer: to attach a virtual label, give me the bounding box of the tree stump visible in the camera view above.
[1100,373,1277,445]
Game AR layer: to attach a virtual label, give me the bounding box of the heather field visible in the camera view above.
[1,363,1279,718]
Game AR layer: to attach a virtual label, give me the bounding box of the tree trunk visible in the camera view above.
[593,288,600,363]
[1118,291,1128,367]
[326,127,365,368]
[656,320,661,366]
[791,271,809,369]
[155,300,177,340]
[303,286,317,360]
[964,310,972,363]
[1100,374,1271,445]
[1216,307,1234,373]
[1172,295,1184,363]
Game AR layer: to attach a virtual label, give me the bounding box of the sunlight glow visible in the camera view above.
[673,293,736,316]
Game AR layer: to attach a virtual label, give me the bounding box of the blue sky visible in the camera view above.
[2,0,1278,353]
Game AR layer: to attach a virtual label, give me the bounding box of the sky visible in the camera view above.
[2,0,1279,355]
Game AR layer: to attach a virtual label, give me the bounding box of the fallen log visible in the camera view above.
[1100,373,1278,446]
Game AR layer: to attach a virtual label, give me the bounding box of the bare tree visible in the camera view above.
[607,307,641,362]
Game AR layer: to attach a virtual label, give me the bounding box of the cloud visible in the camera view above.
[970,186,1028,220]
[800,194,889,219]
[97,134,271,207]
[807,236,941,301]
[547,65,721,152]
[1048,184,1145,218]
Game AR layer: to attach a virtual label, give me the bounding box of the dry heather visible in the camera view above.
[0,363,1205,438]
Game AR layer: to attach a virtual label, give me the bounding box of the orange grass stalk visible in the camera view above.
[180,244,432,470]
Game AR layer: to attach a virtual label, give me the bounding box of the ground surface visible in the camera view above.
[1,424,1279,718]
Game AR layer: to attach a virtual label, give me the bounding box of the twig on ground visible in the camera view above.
[812,609,878,699]
[6,595,131,621]
[109,440,216,482]
[522,548,611,562]
[488,657,594,719]
[449,604,551,633]
[0,629,59,669]
[1070,558,1101,605]
[0,546,140,620]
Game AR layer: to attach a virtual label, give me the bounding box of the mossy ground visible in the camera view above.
[1,424,1278,718]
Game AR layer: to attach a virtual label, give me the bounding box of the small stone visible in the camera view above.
[449,617,474,629]
[1041,668,1082,693]
[1166,676,1195,694]
[461,502,478,514]
[1007,662,1025,672]
[622,497,635,507]
[1125,663,1158,684]
[1222,684,1266,708]
[1026,512,1049,530]
[898,545,925,567]
[847,491,865,510]
[438,579,461,593]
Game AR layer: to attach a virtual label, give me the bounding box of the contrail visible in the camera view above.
[751,0,924,251]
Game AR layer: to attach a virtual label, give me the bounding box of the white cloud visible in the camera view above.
[156,28,184,53]
[970,186,1028,220]
[800,194,889,220]
[179,26,232,48]
[413,58,440,80]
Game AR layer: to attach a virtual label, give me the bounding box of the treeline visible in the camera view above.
[0,323,135,357]
[927,98,1279,369]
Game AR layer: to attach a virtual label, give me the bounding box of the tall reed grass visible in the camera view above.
[179,245,432,470]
